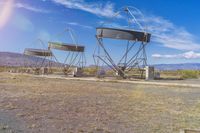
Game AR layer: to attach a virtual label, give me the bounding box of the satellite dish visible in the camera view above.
[48,28,86,75]
[23,39,54,75]
[93,6,151,78]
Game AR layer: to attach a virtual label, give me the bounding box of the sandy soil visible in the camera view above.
[0,72,200,133]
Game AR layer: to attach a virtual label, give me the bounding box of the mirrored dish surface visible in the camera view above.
[24,48,53,57]
[96,27,151,42]
[48,42,85,52]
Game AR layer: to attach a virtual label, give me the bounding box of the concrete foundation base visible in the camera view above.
[145,66,154,80]
[72,67,83,77]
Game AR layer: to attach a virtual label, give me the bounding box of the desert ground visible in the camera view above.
[0,72,200,133]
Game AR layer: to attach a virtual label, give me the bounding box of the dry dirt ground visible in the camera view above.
[0,72,200,133]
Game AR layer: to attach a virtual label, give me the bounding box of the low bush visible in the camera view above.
[180,70,199,79]
[83,67,98,75]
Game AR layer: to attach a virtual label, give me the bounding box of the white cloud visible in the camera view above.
[0,1,50,13]
[12,14,34,32]
[94,6,200,51]
[152,51,200,59]
[15,2,50,13]
[11,0,200,53]
[138,15,200,51]
[51,0,117,18]
[67,22,93,29]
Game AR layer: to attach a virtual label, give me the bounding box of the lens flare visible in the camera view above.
[0,0,14,29]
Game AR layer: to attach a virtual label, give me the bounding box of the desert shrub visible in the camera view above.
[0,67,4,72]
[83,67,98,75]
[180,70,199,79]
[106,70,115,76]
[161,70,179,77]
[0,66,10,72]
[0,67,5,72]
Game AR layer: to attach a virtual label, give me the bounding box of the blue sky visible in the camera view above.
[1,0,200,65]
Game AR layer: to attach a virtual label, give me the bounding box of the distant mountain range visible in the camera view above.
[1,52,200,70]
[0,52,61,67]
[153,63,200,71]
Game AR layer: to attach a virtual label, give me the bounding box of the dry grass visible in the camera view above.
[0,72,200,132]
[158,70,200,79]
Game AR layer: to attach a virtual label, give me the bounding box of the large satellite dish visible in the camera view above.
[48,28,86,75]
[93,6,151,78]
[23,39,53,74]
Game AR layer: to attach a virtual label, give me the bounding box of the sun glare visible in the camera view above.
[0,0,14,29]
